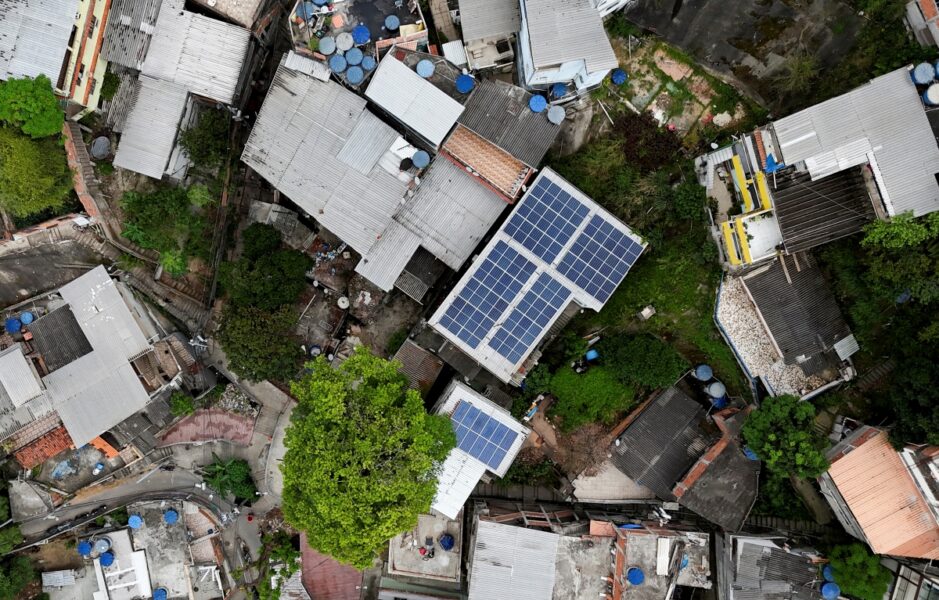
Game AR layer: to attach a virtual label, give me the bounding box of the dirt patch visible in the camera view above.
[653,49,694,81]
[346,275,422,357]
[29,538,84,571]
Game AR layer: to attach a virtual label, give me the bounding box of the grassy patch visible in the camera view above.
[548,367,635,431]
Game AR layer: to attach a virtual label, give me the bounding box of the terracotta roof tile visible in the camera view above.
[827,429,939,559]
[393,339,444,397]
[443,125,531,199]
[300,534,362,600]
[921,0,939,21]
[14,426,74,469]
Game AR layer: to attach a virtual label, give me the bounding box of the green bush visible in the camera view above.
[0,555,34,599]
[120,186,209,275]
[179,107,230,170]
[99,71,120,101]
[204,456,257,502]
[220,249,312,311]
[499,456,558,487]
[219,305,304,383]
[598,333,689,391]
[386,328,409,355]
[548,367,634,431]
[0,75,63,138]
[826,543,893,600]
[742,394,828,478]
[242,223,282,261]
[170,392,197,417]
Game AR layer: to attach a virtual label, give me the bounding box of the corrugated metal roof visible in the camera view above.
[365,54,464,148]
[611,388,717,500]
[113,75,188,179]
[458,0,520,41]
[458,79,561,167]
[393,339,444,396]
[521,0,617,72]
[0,344,44,408]
[741,254,853,364]
[732,538,821,600]
[189,0,264,28]
[0,0,74,82]
[432,380,529,519]
[241,56,410,257]
[354,221,421,291]
[441,40,468,67]
[826,427,939,559]
[101,0,163,70]
[141,0,250,104]
[772,67,939,217]
[41,570,77,588]
[678,443,760,532]
[29,306,94,373]
[394,158,508,271]
[284,50,331,82]
[337,111,401,176]
[468,520,559,600]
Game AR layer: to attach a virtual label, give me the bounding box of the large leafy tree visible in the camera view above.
[218,305,303,383]
[827,544,892,600]
[0,75,63,138]
[220,250,312,311]
[742,394,828,478]
[281,348,455,569]
[203,456,257,501]
[179,107,230,170]
[0,127,71,221]
[0,555,34,600]
[597,333,689,391]
[120,186,209,276]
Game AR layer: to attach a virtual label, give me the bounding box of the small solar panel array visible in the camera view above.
[451,400,519,470]
[434,169,645,375]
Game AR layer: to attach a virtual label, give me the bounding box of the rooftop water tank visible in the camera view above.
[416,59,435,78]
[626,567,645,585]
[93,537,111,554]
[328,54,347,73]
[385,15,400,30]
[19,311,34,325]
[439,533,455,551]
[706,380,728,408]
[361,56,377,71]
[822,564,834,582]
[128,514,143,529]
[99,552,115,567]
[319,36,336,55]
[345,47,363,66]
[821,582,840,600]
[611,68,628,85]
[4,317,21,334]
[295,2,315,20]
[924,83,939,106]
[336,32,354,52]
[412,150,430,169]
[529,95,547,113]
[913,62,934,85]
[693,364,713,381]
[90,136,110,159]
[550,83,566,98]
[163,510,178,525]
[77,541,93,556]
[456,74,475,94]
[153,588,168,600]
[547,105,565,125]
[346,66,364,85]
[352,24,370,45]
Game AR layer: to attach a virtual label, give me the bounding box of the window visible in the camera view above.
[87,16,97,38]
[89,78,97,94]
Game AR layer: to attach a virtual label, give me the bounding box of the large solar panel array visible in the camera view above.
[503,177,590,263]
[451,401,518,470]
[557,215,644,302]
[437,241,536,348]
[488,273,571,363]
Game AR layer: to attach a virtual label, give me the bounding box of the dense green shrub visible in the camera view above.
[548,367,634,431]
[120,186,209,276]
[827,543,892,600]
[179,107,230,170]
[598,333,689,391]
[742,395,828,478]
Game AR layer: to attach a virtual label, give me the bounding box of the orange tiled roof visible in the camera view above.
[443,125,531,199]
[14,426,74,469]
[920,0,939,21]
[827,429,939,559]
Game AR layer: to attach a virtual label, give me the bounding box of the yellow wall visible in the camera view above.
[61,0,111,108]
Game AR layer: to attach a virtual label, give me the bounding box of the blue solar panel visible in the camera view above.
[450,402,517,470]
[437,241,536,348]
[488,273,572,363]
[557,215,644,302]
[503,177,590,263]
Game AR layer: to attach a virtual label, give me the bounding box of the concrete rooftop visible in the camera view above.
[388,513,463,583]
[553,536,614,600]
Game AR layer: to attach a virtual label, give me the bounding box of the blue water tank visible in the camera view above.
[385,15,400,30]
[706,381,727,406]
[319,36,336,55]
[352,24,370,45]
[550,83,567,98]
[626,567,645,585]
[329,54,347,73]
[99,552,115,567]
[19,311,33,325]
[585,349,599,361]
[611,68,628,85]
[77,540,93,556]
[361,56,377,71]
[4,317,21,334]
[153,588,168,600]
[128,514,143,529]
[822,564,834,582]
[296,2,315,20]
[163,510,178,525]
[693,364,713,381]
[439,533,455,551]
[913,62,934,85]
[456,74,475,94]
[412,150,430,169]
[924,83,939,106]
[345,47,363,66]
[416,59,435,78]
[346,66,364,85]
[821,582,840,600]
[529,95,547,113]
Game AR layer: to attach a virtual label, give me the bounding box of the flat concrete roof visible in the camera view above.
[388,513,463,583]
[553,536,614,600]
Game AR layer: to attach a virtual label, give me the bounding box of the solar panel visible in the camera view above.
[488,273,572,363]
[557,215,644,302]
[437,241,536,348]
[503,177,590,263]
[450,401,517,470]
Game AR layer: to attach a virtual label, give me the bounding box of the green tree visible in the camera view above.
[0,525,22,554]
[204,456,257,501]
[742,394,829,478]
[99,71,121,101]
[0,555,33,600]
[120,186,209,275]
[220,250,312,311]
[281,348,455,569]
[218,305,303,382]
[0,127,71,220]
[242,223,283,261]
[548,367,635,431]
[827,543,892,600]
[0,75,63,138]
[169,392,197,417]
[254,531,301,600]
[598,333,689,391]
[179,107,230,170]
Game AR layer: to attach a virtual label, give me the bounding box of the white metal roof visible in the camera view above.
[468,520,559,600]
[113,76,189,179]
[772,66,939,217]
[521,0,618,73]
[241,56,411,258]
[429,168,646,383]
[283,50,331,82]
[354,221,422,291]
[141,0,250,104]
[441,40,468,67]
[0,0,75,82]
[0,344,44,409]
[458,0,520,41]
[365,54,464,148]
[43,267,152,446]
[431,380,529,519]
